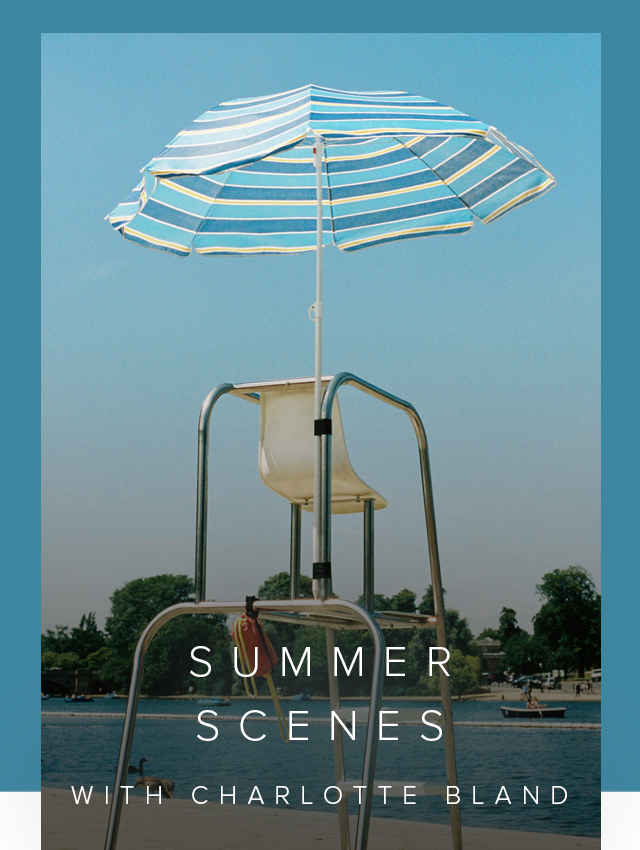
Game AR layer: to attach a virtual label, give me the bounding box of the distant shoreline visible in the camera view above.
[52,689,601,702]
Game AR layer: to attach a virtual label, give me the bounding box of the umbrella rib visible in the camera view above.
[397,135,556,223]
[193,170,234,239]
[323,148,338,248]
[393,136,483,221]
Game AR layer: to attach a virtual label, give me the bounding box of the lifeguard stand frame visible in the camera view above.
[104,372,463,850]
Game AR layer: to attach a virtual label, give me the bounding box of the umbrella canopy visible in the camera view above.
[107,84,555,256]
[107,83,555,602]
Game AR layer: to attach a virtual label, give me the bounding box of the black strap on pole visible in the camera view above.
[313,561,332,579]
[314,418,332,436]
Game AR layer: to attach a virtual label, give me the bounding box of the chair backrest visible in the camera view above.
[259,385,387,514]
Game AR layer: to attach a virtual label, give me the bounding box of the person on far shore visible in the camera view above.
[575,682,581,698]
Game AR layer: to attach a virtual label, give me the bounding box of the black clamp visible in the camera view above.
[314,418,332,436]
[313,562,332,579]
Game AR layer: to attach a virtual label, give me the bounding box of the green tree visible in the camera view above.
[84,646,114,670]
[417,584,444,616]
[256,576,424,697]
[420,649,482,699]
[409,607,477,670]
[449,650,482,699]
[69,613,106,658]
[105,574,231,695]
[55,651,82,670]
[257,571,313,600]
[355,593,392,611]
[502,631,546,675]
[409,584,478,694]
[473,609,521,655]
[105,575,196,658]
[498,607,523,644]
[288,626,331,696]
[41,650,61,670]
[256,572,314,688]
[476,627,500,640]
[41,650,81,670]
[41,612,106,668]
[41,625,73,656]
[533,566,600,677]
[475,607,529,675]
[353,588,423,694]
[409,590,478,698]
[387,589,417,613]
[256,572,379,697]
[445,610,478,656]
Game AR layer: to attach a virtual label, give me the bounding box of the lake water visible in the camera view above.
[42,697,600,837]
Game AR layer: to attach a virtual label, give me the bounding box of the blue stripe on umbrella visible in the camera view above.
[108,85,555,255]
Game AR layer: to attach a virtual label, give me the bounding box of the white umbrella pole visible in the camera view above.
[312,136,325,597]
[313,138,324,425]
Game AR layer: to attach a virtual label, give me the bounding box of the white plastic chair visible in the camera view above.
[258,385,387,514]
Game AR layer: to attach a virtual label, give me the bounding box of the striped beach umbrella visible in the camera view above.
[108,84,555,256]
[107,84,555,576]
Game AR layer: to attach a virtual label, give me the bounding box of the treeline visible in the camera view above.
[41,565,600,697]
[41,576,231,697]
[252,574,482,699]
[477,566,601,679]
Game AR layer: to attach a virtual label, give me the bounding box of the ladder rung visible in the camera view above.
[337,781,446,798]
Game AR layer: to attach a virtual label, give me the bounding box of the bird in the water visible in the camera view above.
[127,757,148,775]
[135,777,174,798]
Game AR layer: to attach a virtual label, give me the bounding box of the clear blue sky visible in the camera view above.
[41,33,600,637]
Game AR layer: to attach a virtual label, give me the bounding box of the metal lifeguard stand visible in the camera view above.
[104,372,463,850]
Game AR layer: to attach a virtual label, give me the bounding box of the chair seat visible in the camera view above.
[259,385,387,514]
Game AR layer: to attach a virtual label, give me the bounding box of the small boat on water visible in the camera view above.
[290,693,311,701]
[65,695,94,703]
[197,697,231,706]
[41,694,50,700]
[500,705,566,719]
[103,692,119,699]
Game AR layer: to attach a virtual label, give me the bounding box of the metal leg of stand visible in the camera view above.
[104,599,384,850]
[326,628,351,850]
[417,449,463,850]
[290,503,302,599]
[363,499,374,612]
[103,608,172,850]
[436,641,463,849]
[354,616,384,850]
[103,656,144,850]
